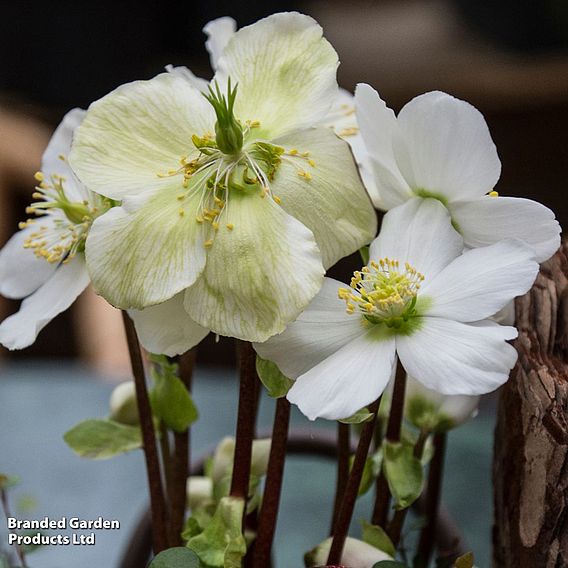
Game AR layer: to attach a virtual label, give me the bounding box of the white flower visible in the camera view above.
[69,12,376,347]
[305,536,393,567]
[355,84,561,262]
[0,110,110,350]
[404,374,480,432]
[109,381,139,425]
[255,198,539,421]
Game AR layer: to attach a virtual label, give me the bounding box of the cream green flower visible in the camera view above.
[0,109,110,350]
[355,84,561,262]
[69,12,376,344]
[255,198,539,421]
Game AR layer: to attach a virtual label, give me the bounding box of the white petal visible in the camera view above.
[215,12,338,139]
[396,318,518,395]
[203,17,237,70]
[184,194,324,342]
[395,91,501,201]
[129,293,209,356]
[254,278,366,379]
[42,108,90,202]
[449,196,561,263]
[69,73,215,200]
[271,127,377,269]
[0,257,89,350]
[355,83,413,209]
[85,187,206,309]
[422,239,538,322]
[165,64,209,92]
[0,228,57,299]
[287,327,396,421]
[370,198,463,281]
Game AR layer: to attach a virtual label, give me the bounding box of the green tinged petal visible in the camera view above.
[69,73,215,200]
[184,192,324,342]
[215,12,339,139]
[85,185,206,309]
[272,127,377,269]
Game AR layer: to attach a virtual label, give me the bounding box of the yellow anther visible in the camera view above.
[58,154,66,161]
[226,223,234,231]
[212,222,219,231]
[177,194,185,201]
[288,149,298,156]
[34,172,44,182]
[298,170,312,180]
[308,159,316,168]
[204,239,214,248]
[489,191,499,197]
[273,196,282,205]
[179,209,185,217]
[339,127,359,137]
[249,120,261,128]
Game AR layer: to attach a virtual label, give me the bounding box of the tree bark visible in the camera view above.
[494,242,568,567]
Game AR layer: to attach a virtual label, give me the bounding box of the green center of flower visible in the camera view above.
[156,79,317,247]
[20,168,108,264]
[339,258,424,329]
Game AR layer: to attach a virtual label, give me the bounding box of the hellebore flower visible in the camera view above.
[255,198,539,421]
[69,12,376,345]
[355,84,560,262]
[0,110,110,350]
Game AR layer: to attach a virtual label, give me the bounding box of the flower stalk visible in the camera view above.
[372,361,407,527]
[121,312,169,553]
[415,432,447,567]
[331,422,351,534]
[252,397,291,567]
[327,397,381,565]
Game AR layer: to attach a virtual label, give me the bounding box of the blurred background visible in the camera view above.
[1,0,567,566]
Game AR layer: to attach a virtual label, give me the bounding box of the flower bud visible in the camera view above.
[211,437,272,483]
[305,536,393,567]
[109,381,139,425]
[404,375,479,432]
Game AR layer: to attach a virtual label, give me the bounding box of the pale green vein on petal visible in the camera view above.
[271,127,377,269]
[85,180,207,309]
[69,72,215,200]
[184,191,325,342]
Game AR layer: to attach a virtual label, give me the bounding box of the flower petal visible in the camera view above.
[396,318,518,395]
[271,127,377,269]
[0,227,57,299]
[204,17,237,70]
[85,186,206,309]
[395,91,501,201]
[215,12,338,139]
[0,257,89,350]
[421,239,538,322]
[165,64,209,93]
[355,83,413,209]
[370,198,463,281]
[287,326,396,420]
[184,193,324,342]
[69,73,215,200]
[253,277,366,379]
[129,293,209,356]
[449,196,561,263]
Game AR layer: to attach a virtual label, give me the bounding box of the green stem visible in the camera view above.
[327,398,381,565]
[372,361,407,527]
[122,312,169,553]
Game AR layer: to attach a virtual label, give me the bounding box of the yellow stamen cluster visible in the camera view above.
[338,258,425,321]
[21,170,101,264]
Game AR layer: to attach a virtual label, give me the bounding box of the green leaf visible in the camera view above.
[256,356,294,398]
[148,547,201,567]
[354,450,382,496]
[383,440,424,510]
[361,520,396,558]
[187,496,247,568]
[454,552,474,568]
[151,361,198,433]
[339,407,374,424]
[64,419,142,460]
